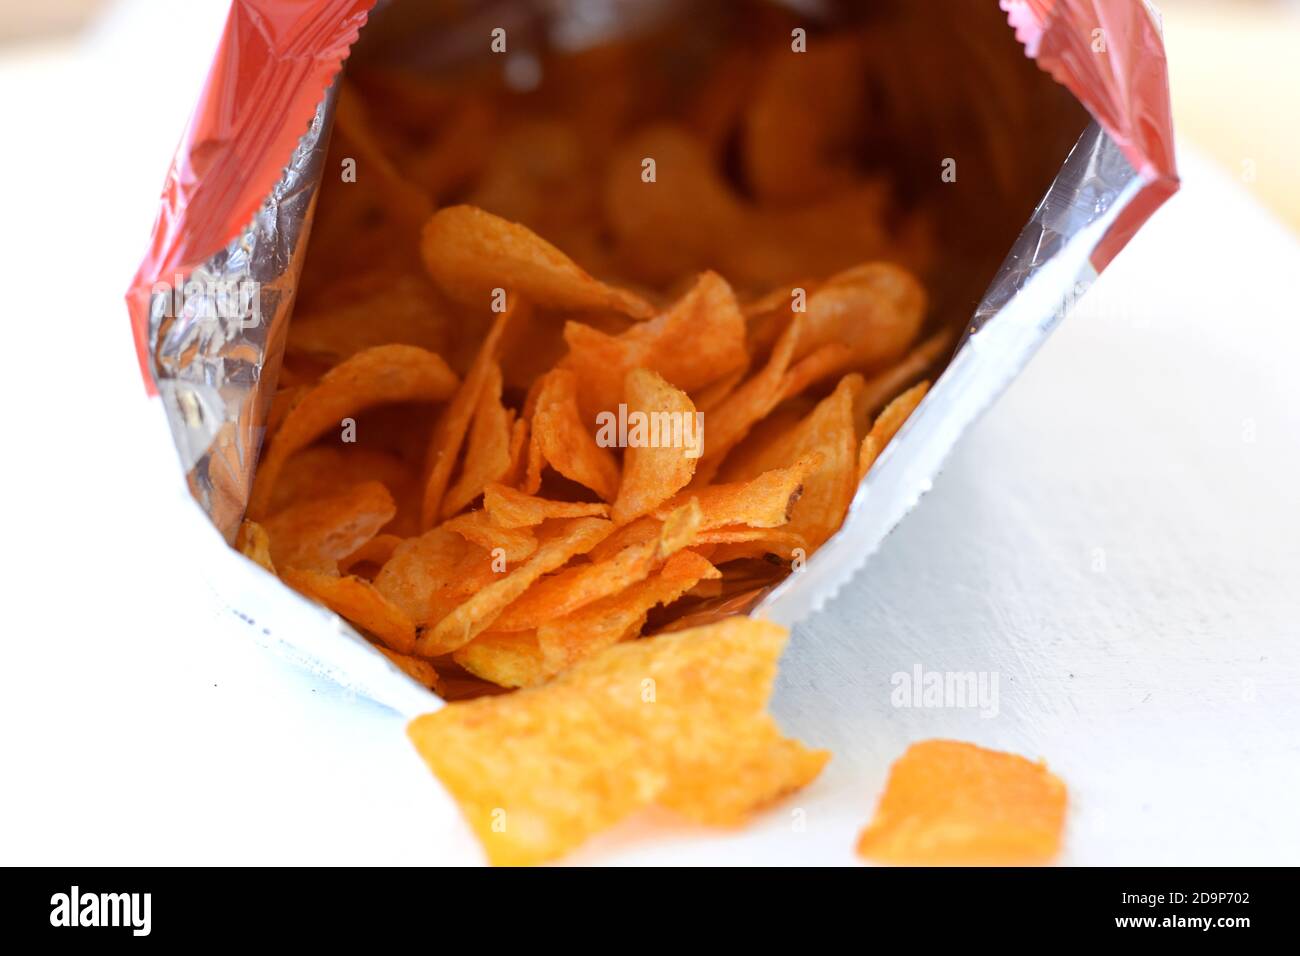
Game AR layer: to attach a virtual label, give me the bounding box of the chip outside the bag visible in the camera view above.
[407,615,829,866]
[856,740,1068,866]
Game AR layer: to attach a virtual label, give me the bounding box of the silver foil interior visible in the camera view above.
[150,91,339,541]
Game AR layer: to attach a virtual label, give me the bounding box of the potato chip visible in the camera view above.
[853,329,953,434]
[795,262,926,369]
[611,369,699,524]
[561,270,747,422]
[482,483,609,528]
[265,385,308,442]
[374,527,496,628]
[453,630,548,689]
[692,313,803,483]
[856,740,1067,866]
[743,36,866,203]
[248,345,457,519]
[604,126,747,286]
[719,375,862,552]
[582,513,662,563]
[288,274,453,367]
[441,509,537,564]
[501,417,530,489]
[263,481,396,574]
[530,369,621,502]
[421,205,653,318]
[340,532,403,574]
[490,500,701,632]
[416,517,614,656]
[420,304,517,528]
[266,446,417,528]
[536,550,720,674]
[334,80,433,232]
[376,645,446,695]
[858,382,929,483]
[406,616,828,865]
[283,568,417,655]
[441,362,515,518]
[235,520,275,574]
[655,454,820,530]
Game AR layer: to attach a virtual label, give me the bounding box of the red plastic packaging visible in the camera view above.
[128,0,377,395]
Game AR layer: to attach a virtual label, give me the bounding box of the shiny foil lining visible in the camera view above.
[149,91,339,541]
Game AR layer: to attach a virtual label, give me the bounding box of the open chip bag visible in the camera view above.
[126,0,1176,863]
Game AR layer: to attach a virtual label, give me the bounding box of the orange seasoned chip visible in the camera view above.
[582,513,661,563]
[853,330,953,435]
[266,446,417,525]
[283,567,417,655]
[561,270,747,422]
[340,533,403,574]
[693,313,803,483]
[334,80,433,232]
[407,616,828,866]
[858,382,929,483]
[248,345,457,519]
[491,500,701,632]
[695,526,808,552]
[420,303,517,528]
[743,36,867,204]
[655,453,820,530]
[263,480,396,574]
[235,520,275,573]
[376,645,446,695]
[530,368,621,502]
[453,630,548,689]
[288,276,453,369]
[441,362,515,518]
[501,417,530,489]
[604,126,747,287]
[796,262,926,369]
[719,375,862,553]
[416,517,614,656]
[482,483,609,528]
[421,205,653,318]
[537,549,720,674]
[856,740,1067,866]
[441,509,537,564]
[611,368,700,524]
[374,527,496,628]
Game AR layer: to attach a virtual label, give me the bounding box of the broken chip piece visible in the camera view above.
[856,739,1068,866]
[407,616,828,866]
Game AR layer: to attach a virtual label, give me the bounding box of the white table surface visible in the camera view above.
[2,0,1298,866]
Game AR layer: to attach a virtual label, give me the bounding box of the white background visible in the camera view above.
[0,0,1297,865]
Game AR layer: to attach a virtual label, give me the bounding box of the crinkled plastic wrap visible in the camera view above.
[126,0,1177,713]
